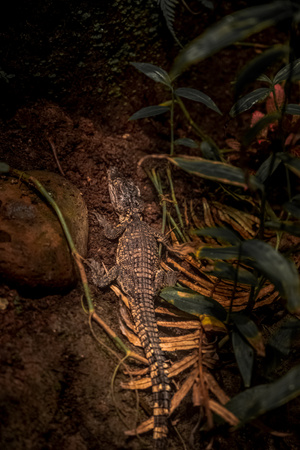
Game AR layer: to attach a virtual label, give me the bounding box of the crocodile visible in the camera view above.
[88,167,176,449]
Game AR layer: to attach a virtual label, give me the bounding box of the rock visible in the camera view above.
[0,170,88,293]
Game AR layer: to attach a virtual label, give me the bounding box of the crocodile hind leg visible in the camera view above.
[154,269,178,292]
[86,258,119,288]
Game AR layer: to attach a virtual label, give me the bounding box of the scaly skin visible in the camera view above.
[89,167,174,449]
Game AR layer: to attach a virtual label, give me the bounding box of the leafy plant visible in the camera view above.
[157,0,214,46]
[230,58,300,116]
[130,61,222,156]
[128,0,300,440]
[157,0,180,45]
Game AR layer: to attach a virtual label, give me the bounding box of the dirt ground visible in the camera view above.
[0,1,300,449]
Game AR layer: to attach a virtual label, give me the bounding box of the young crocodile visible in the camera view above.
[89,167,176,449]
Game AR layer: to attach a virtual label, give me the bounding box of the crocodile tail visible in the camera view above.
[131,297,170,449]
[149,351,170,449]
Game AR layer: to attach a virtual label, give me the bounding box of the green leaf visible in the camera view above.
[201,0,214,9]
[257,74,273,84]
[191,227,241,245]
[129,105,170,120]
[174,138,199,148]
[278,153,300,177]
[170,2,292,78]
[232,329,254,387]
[268,317,300,357]
[200,141,222,161]
[240,240,300,314]
[265,220,300,237]
[175,87,222,114]
[256,154,282,183]
[234,46,288,97]
[199,239,300,314]
[243,113,281,147]
[225,365,300,424]
[160,285,227,322]
[230,88,271,117]
[198,245,241,261]
[130,62,172,87]
[157,0,182,47]
[207,261,258,286]
[283,194,300,218]
[169,156,263,190]
[263,319,300,375]
[231,313,265,356]
[284,104,300,116]
[273,57,300,84]
[0,162,10,173]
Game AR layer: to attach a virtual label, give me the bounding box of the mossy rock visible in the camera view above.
[0,170,88,293]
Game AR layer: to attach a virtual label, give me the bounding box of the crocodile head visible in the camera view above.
[107,167,144,221]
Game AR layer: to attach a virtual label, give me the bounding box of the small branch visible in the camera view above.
[170,89,175,156]
[47,137,65,177]
[92,312,147,364]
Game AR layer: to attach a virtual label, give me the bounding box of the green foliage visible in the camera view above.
[174,137,199,148]
[279,152,300,177]
[130,62,172,87]
[265,220,300,237]
[131,0,300,434]
[232,329,254,387]
[0,162,10,173]
[169,156,263,190]
[230,57,300,118]
[130,61,221,154]
[191,226,241,244]
[160,285,227,322]
[206,261,257,286]
[225,364,300,425]
[129,105,170,120]
[234,46,289,96]
[229,88,272,117]
[273,58,300,84]
[157,0,180,46]
[255,154,282,183]
[242,113,281,146]
[199,239,300,314]
[200,141,221,161]
[157,0,214,46]
[285,104,300,115]
[267,317,300,359]
[170,2,293,78]
[175,87,222,115]
[284,194,300,218]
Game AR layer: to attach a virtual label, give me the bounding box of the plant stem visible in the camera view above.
[225,244,242,324]
[272,84,280,111]
[175,95,218,149]
[170,89,175,156]
[147,168,168,256]
[167,212,186,243]
[166,166,185,231]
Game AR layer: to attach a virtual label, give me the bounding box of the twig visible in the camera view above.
[181,0,202,15]
[47,137,65,177]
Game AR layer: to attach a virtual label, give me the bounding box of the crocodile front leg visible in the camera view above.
[154,269,178,292]
[93,212,126,239]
